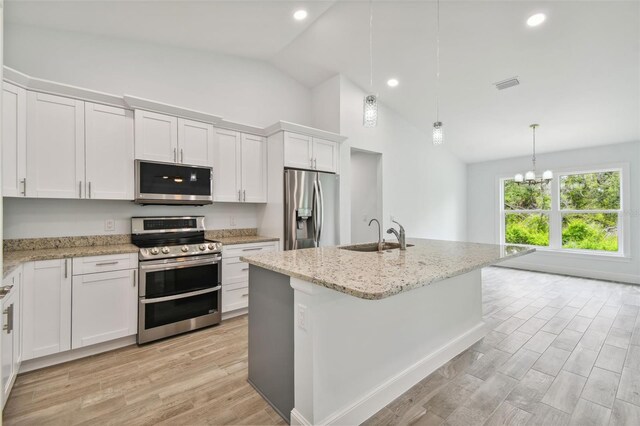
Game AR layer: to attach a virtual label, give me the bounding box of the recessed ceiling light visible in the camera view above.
[293,10,308,21]
[387,78,399,87]
[527,13,546,27]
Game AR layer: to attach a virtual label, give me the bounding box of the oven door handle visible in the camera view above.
[140,286,221,304]
[139,255,221,272]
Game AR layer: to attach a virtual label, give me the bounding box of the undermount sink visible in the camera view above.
[339,242,415,253]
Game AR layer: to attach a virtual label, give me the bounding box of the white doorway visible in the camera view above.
[350,149,383,244]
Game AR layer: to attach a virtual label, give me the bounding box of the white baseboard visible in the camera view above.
[313,322,487,426]
[222,307,248,321]
[501,261,640,285]
[20,335,137,373]
[290,408,312,426]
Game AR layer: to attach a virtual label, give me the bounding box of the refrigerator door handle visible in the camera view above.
[316,178,324,245]
[312,179,319,247]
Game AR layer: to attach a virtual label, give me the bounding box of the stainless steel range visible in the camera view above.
[132,216,223,344]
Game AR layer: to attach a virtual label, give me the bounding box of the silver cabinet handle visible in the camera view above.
[64,259,68,278]
[95,261,119,266]
[20,178,26,196]
[241,267,249,271]
[243,190,246,202]
[132,270,137,287]
[3,303,13,333]
[180,148,184,163]
[238,190,241,202]
[88,181,92,199]
[242,247,262,252]
[241,293,248,298]
[174,148,177,163]
[79,181,82,198]
[314,158,317,169]
[310,157,314,168]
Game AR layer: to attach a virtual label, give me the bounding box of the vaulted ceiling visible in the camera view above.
[6,0,639,163]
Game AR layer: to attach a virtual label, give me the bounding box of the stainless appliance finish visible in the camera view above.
[132,216,222,344]
[284,169,338,251]
[135,160,213,205]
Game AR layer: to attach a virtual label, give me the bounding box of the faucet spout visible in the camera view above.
[368,218,383,252]
[386,220,407,250]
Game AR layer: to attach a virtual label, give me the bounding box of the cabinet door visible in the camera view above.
[22,260,72,360]
[213,129,242,202]
[72,269,137,349]
[2,82,27,197]
[26,92,85,198]
[1,287,17,408]
[134,110,178,163]
[284,132,313,170]
[85,103,135,200]
[313,138,338,173]
[178,118,214,167]
[240,134,267,203]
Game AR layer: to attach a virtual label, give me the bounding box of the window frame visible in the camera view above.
[498,163,629,258]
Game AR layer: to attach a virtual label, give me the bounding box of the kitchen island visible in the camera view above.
[241,239,534,425]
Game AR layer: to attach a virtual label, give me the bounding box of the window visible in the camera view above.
[500,168,624,255]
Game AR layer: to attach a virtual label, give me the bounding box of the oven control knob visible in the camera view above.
[208,243,215,250]
[150,247,159,255]
[181,245,189,253]
[161,247,171,254]
[199,244,206,251]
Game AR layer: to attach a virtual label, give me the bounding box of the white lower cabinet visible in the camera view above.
[221,241,278,313]
[1,266,22,408]
[72,269,138,348]
[22,259,72,361]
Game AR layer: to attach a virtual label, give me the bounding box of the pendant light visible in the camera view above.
[363,0,378,127]
[515,124,553,185]
[432,0,443,145]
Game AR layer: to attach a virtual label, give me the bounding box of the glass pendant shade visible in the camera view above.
[542,170,553,181]
[525,171,536,182]
[433,121,443,145]
[363,94,378,127]
[514,173,524,183]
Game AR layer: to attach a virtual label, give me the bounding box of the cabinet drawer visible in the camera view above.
[72,253,138,275]
[222,257,249,284]
[222,282,249,313]
[222,242,277,259]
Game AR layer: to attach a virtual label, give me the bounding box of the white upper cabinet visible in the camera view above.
[134,110,178,163]
[22,259,72,361]
[72,269,137,349]
[85,103,134,200]
[213,129,241,202]
[284,132,313,170]
[241,134,267,203]
[283,132,339,174]
[26,92,85,198]
[313,137,339,173]
[178,118,214,167]
[2,82,27,197]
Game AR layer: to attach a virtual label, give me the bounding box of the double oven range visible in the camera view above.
[132,216,223,344]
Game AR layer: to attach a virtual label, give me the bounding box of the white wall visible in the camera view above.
[467,141,640,283]
[350,150,382,244]
[3,198,257,239]
[311,75,340,134]
[338,76,467,244]
[3,24,313,239]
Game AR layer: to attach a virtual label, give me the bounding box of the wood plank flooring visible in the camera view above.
[364,267,640,426]
[3,315,285,425]
[5,267,640,425]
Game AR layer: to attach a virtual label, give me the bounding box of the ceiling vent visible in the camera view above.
[494,77,520,90]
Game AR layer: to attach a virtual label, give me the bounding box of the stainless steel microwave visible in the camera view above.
[134,160,213,205]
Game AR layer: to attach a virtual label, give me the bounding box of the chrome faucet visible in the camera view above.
[368,218,384,252]
[386,220,407,250]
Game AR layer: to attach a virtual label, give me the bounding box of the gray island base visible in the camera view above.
[244,239,534,425]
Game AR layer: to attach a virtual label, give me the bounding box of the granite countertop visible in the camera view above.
[241,238,535,300]
[215,235,280,245]
[3,244,139,278]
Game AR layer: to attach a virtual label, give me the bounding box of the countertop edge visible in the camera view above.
[241,246,536,300]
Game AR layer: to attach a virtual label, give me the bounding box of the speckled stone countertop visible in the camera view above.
[241,238,534,300]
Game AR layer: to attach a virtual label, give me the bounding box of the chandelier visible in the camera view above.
[514,124,553,185]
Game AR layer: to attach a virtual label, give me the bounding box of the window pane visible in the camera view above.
[562,213,618,252]
[560,171,620,210]
[505,213,550,246]
[504,180,550,210]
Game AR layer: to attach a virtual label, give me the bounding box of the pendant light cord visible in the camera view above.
[435,0,440,122]
[369,0,373,89]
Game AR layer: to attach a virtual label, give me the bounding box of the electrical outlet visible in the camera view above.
[104,219,115,232]
[230,216,237,227]
[297,304,307,330]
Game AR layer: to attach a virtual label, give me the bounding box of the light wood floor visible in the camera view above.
[364,267,640,426]
[3,315,286,425]
[5,267,640,425]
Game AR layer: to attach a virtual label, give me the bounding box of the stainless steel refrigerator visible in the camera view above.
[284,169,339,250]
